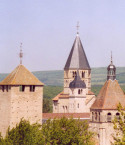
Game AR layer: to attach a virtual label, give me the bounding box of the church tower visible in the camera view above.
[0,46,44,137]
[53,25,95,113]
[90,56,125,145]
[64,31,91,94]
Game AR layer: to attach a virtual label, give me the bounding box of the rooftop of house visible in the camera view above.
[43,113,90,120]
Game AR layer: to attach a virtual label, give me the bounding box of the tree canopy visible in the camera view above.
[113,103,125,144]
[0,117,95,145]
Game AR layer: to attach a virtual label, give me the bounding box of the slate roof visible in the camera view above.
[69,70,86,88]
[91,80,125,110]
[64,35,90,70]
[43,113,90,119]
[0,64,44,85]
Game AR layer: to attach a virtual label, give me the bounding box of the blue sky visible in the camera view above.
[0,0,125,72]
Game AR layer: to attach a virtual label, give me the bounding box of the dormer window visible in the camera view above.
[107,112,112,122]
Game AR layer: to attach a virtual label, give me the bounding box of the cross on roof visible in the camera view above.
[76,22,80,34]
[111,51,113,64]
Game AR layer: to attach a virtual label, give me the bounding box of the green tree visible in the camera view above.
[0,118,95,145]
[113,103,125,144]
[42,117,95,145]
[0,119,44,145]
[43,98,52,113]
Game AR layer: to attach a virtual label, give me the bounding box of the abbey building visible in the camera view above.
[53,33,95,113]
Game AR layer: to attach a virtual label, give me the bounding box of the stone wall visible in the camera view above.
[0,85,43,137]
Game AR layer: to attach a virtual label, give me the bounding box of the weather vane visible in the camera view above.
[19,43,23,65]
[76,21,80,34]
[111,51,113,64]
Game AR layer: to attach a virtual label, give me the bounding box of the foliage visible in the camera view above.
[113,103,125,144]
[44,86,63,99]
[0,118,95,145]
[0,119,44,145]
[43,86,63,113]
[43,98,52,113]
[42,117,95,145]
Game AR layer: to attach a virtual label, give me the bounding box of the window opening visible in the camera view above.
[78,89,80,94]
[107,112,112,122]
[19,85,25,92]
[30,85,35,92]
[116,112,120,120]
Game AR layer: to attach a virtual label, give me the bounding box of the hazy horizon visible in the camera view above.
[1,0,125,73]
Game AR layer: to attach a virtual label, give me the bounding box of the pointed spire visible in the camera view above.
[19,43,23,65]
[64,31,90,70]
[76,21,80,35]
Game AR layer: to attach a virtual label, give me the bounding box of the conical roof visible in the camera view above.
[91,80,125,110]
[69,70,86,88]
[64,35,90,70]
[0,65,44,85]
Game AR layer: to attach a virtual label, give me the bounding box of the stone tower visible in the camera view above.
[0,64,44,137]
[53,32,95,113]
[64,33,91,94]
[90,58,125,145]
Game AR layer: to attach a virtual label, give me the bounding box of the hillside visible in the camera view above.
[0,67,125,86]
[33,67,125,86]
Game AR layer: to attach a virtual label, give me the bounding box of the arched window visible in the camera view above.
[92,112,94,121]
[82,71,85,78]
[78,89,80,94]
[75,71,77,77]
[78,103,79,108]
[73,71,75,78]
[99,112,100,122]
[107,112,112,122]
[95,112,97,121]
[116,112,120,120]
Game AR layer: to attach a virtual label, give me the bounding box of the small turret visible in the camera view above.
[107,52,116,80]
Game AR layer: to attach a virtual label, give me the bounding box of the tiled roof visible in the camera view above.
[64,35,90,70]
[0,64,44,85]
[43,113,90,119]
[52,92,69,101]
[91,80,125,110]
[88,90,95,95]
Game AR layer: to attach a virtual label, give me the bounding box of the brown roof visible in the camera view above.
[91,80,125,110]
[0,64,44,85]
[52,92,69,101]
[88,90,95,95]
[43,113,90,119]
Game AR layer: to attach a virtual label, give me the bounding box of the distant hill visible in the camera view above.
[0,67,125,86]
